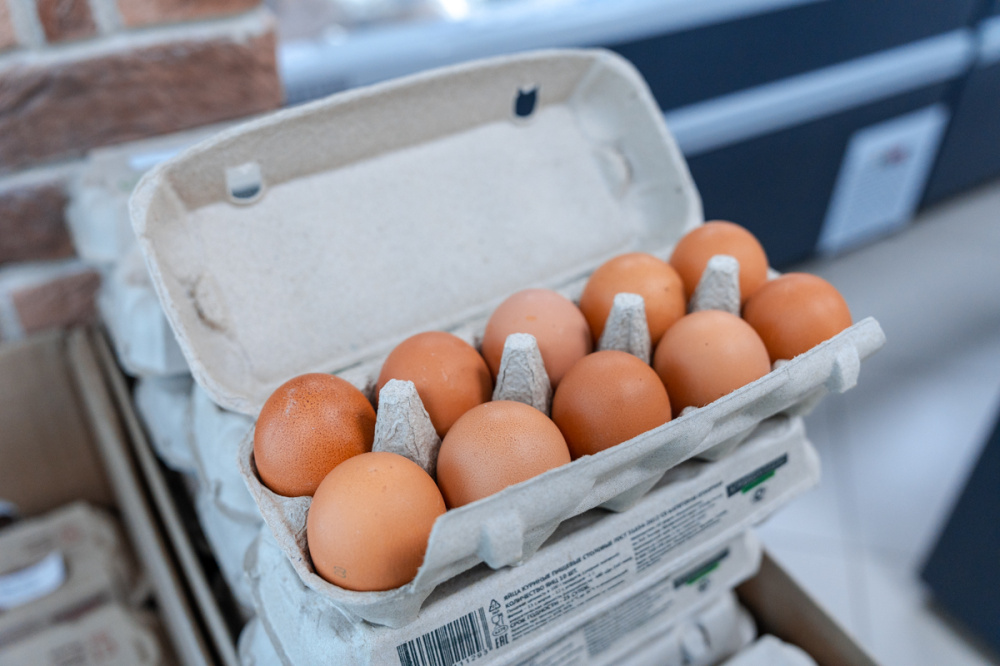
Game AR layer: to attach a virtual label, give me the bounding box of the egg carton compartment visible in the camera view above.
[246,434,784,666]
[129,50,883,627]
[241,415,820,627]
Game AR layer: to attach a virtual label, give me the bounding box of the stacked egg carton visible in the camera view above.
[128,49,884,663]
[66,129,266,636]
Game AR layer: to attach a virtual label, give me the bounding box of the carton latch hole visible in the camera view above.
[226,162,264,204]
[514,86,538,119]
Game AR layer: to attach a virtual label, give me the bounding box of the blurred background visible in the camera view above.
[1,0,998,664]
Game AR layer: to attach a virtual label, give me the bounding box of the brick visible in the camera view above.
[0,0,17,52]
[0,176,74,264]
[117,0,259,27]
[12,269,100,333]
[36,0,96,43]
[0,24,281,172]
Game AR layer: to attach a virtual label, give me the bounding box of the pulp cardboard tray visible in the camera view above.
[248,414,816,662]
[129,48,884,626]
[0,503,134,647]
[250,526,760,666]
[0,604,164,666]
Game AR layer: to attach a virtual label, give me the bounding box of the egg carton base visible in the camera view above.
[246,414,817,628]
[249,527,761,666]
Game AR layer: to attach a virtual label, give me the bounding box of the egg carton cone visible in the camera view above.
[238,617,283,666]
[372,379,441,478]
[721,635,817,666]
[690,254,741,315]
[492,333,552,413]
[241,415,818,628]
[99,246,189,378]
[597,293,652,362]
[134,375,198,476]
[129,50,883,627]
[247,498,764,665]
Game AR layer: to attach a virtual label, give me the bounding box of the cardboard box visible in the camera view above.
[0,604,164,666]
[0,330,218,665]
[736,552,879,666]
[129,48,884,626]
[88,329,245,666]
[0,503,134,647]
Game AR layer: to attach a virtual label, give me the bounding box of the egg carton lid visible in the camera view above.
[129,48,701,416]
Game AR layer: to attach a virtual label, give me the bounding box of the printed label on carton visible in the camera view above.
[392,461,767,666]
[516,548,731,666]
[395,544,734,666]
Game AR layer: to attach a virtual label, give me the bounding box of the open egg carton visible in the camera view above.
[130,49,884,627]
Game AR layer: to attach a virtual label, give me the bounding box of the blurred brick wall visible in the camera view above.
[0,0,282,340]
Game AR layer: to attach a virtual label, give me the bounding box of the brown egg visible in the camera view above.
[579,252,686,345]
[669,221,769,303]
[254,373,375,497]
[481,289,593,387]
[653,310,771,413]
[436,401,571,508]
[742,273,853,362]
[306,452,445,591]
[377,331,492,437]
[552,351,672,459]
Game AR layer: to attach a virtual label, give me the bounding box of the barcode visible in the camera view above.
[397,608,492,666]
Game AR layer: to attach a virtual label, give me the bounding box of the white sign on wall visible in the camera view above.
[818,104,949,255]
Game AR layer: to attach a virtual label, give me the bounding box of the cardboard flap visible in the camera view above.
[131,49,701,414]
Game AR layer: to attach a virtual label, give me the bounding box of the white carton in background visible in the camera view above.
[0,503,135,647]
[67,126,231,379]
[190,387,257,522]
[722,635,817,666]
[193,494,258,618]
[518,590,755,666]
[248,414,817,664]
[0,604,164,666]
[66,125,231,268]
[99,247,190,378]
[130,48,883,627]
[134,374,198,478]
[238,618,282,666]
[134,373,261,615]
[190,385,261,616]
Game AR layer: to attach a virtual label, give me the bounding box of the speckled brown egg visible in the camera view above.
[551,350,672,459]
[436,401,571,508]
[653,310,771,413]
[742,272,853,362]
[481,289,593,387]
[579,252,686,345]
[669,221,769,304]
[377,331,493,437]
[254,373,375,497]
[306,451,445,591]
